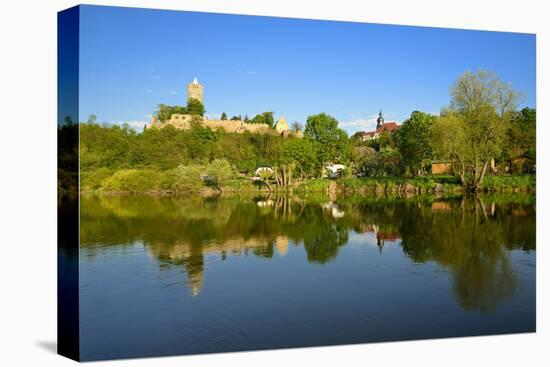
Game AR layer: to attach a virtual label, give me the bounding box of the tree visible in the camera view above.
[87,114,97,124]
[187,98,205,116]
[251,114,264,124]
[230,115,241,121]
[250,112,275,127]
[220,112,228,121]
[451,71,509,189]
[205,159,234,191]
[505,107,536,163]
[434,70,517,190]
[378,147,402,176]
[397,111,436,176]
[64,115,74,125]
[274,138,318,187]
[352,145,378,176]
[156,104,187,122]
[257,168,274,191]
[304,113,351,176]
[291,121,303,132]
[262,112,275,128]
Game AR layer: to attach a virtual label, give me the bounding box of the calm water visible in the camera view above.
[77,194,536,360]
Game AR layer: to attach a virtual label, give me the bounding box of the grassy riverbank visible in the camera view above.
[81,167,535,195]
[301,175,536,194]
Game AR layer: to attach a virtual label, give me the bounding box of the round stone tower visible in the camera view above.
[187,77,204,104]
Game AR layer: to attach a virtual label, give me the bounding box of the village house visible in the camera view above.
[355,111,400,142]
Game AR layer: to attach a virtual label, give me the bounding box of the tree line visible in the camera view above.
[76,70,535,193]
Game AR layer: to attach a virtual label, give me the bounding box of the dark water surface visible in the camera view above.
[78,194,536,360]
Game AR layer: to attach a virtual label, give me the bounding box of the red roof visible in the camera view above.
[357,122,400,137]
[377,232,400,241]
[375,122,399,134]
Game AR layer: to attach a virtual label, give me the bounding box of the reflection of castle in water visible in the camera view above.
[148,236,289,296]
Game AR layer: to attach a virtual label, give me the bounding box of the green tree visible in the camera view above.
[505,107,536,163]
[250,112,275,127]
[304,113,351,176]
[434,70,518,190]
[64,115,74,125]
[291,121,303,132]
[205,159,234,191]
[156,104,187,122]
[352,145,378,176]
[251,114,264,124]
[397,111,436,176]
[220,112,228,121]
[378,147,402,176]
[274,138,318,186]
[262,112,275,128]
[87,114,97,124]
[187,98,205,116]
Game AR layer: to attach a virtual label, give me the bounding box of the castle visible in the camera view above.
[147,78,297,136]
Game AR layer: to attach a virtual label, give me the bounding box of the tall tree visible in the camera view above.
[220,112,228,121]
[397,111,436,176]
[434,70,518,190]
[187,98,205,116]
[262,112,275,128]
[291,121,303,132]
[87,114,97,124]
[505,107,536,163]
[304,113,351,176]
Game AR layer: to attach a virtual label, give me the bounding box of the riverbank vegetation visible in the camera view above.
[72,70,535,195]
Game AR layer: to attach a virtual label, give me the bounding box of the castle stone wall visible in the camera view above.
[147,114,275,135]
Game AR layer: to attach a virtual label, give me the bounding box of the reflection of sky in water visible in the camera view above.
[79,195,536,361]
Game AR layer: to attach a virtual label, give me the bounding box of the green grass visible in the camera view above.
[80,168,535,195]
[481,175,536,192]
[337,176,460,193]
[294,178,331,192]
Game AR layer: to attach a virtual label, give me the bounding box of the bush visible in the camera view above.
[174,164,205,192]
[81,167,114,191]
[100,169,162,193]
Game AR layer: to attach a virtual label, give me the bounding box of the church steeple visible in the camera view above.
[376,110,384,129]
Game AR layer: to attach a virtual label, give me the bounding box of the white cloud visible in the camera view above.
[247,70,256,75]
[168,90,177,95]
[340,114,379,134]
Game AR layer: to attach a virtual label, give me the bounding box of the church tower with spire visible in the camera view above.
[187,77,204,104]
[376,110,385,129]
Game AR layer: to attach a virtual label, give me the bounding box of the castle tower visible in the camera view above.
[376,110,384,129]
[187,77,204,104]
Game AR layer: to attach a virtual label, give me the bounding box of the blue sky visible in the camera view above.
[78,5,536,134]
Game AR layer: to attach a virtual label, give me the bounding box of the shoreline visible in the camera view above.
[78,175,535,196]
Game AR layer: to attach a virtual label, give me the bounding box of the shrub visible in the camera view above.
[100,169,162,192]
[81,167,114,191]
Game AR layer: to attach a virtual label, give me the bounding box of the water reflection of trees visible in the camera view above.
[80,194,535,307]
[395,196,535,312]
